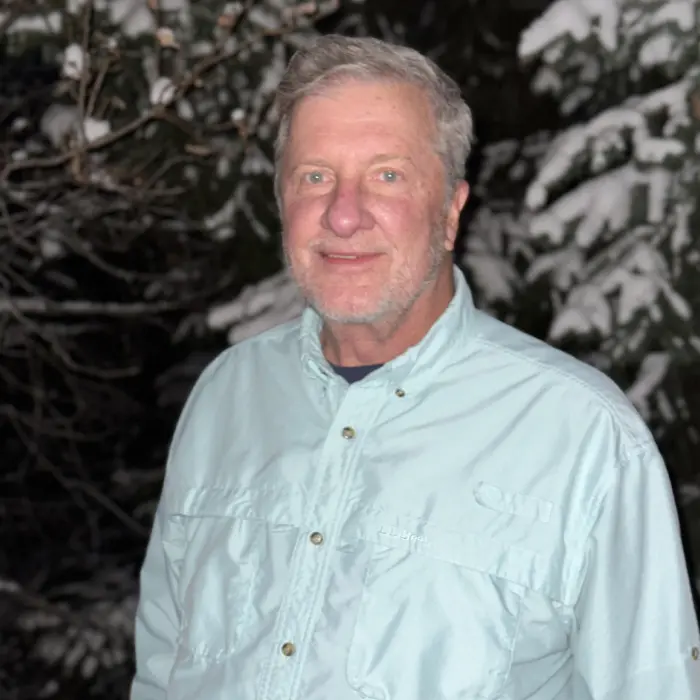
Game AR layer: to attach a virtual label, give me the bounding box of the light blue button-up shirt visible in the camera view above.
[131,267,700,700]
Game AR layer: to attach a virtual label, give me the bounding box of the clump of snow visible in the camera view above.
[82,118,111,143]
[40,104,79,147]
[66,0,90,13]
[41,107,111,148]
[548,284,612,340]
[207,272,305,343]
[219,1,245,26]
[177,99,195,121]
[109,0,155,37]
[10,116,29,132]
[464,209,522,304]
[638,32,674,68]
[248,6,282,31]
[0,10,62,34]
[627,352,671,417]
[155,27,178,49]
[40,234,65,260]
[204,195,237,240]
[150,77,176,106]
[519,0,621,61]
[62,43,87,81]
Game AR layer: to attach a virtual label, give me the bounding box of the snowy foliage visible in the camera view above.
[462,132,552,318]
[511,0,700,439]
[461,0,700,588]
[61,43,87,80]
[207,270,305,343]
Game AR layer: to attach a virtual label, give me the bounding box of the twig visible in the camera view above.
[0,110,157,181]
[0,297,184,316]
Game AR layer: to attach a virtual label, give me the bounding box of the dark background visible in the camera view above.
[2,1,698,698]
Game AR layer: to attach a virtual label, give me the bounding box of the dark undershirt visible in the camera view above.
[330,363,384,384]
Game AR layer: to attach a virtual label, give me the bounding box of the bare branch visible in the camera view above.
[0,297,185,316]
[0,110,157,181]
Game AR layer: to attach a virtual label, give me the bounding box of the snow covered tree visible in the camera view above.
[466,0,700,586]
[519,0,700,433]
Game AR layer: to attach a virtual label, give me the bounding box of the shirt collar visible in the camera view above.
[299,265,475,387]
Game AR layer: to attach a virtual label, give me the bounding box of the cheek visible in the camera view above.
[373,198,434,250]
[283,200,320,247]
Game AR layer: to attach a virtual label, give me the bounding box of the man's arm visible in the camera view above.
[572,440,700,699]
[130,502,182,699]
[129,351,227,698]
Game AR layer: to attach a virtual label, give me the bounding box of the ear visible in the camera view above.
[444,180,469,252]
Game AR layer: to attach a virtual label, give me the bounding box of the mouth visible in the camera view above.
[320,252,382,265]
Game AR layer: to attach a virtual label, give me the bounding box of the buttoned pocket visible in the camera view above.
[165,486,301,661]
[346,514,530,700]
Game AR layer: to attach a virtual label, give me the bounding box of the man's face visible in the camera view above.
[280,79,466,325]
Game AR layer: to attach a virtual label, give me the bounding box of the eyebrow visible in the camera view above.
[368,154,415,167]
[291,154,415,171]
[289,160,332,174]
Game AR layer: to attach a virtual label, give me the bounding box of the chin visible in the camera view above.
[313,296,386,325]
[323,311,384,325]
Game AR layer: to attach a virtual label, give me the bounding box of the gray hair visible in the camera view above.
[274,34,474,205]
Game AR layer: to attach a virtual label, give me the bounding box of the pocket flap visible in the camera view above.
[474,481,554,523]
[349,510,581,606]
[165,484,304,526]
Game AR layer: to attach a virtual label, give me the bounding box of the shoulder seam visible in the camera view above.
[473,336,652,454]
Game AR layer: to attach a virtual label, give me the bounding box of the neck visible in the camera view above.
[320,263,455,367]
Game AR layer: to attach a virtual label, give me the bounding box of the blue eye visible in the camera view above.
[305,171,324,184]
[379,170,399,182]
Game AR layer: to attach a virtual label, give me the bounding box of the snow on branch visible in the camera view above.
[519,0,699,112]
[512,0,700,429]
[519,0,621,61]
[524,77,696,252]
[207,271,305,343]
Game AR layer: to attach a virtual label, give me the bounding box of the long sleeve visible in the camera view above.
[572,440,700,699]
[129,352,227,699]
[130,502,182,699]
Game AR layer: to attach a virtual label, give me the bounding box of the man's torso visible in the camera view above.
[158,305,649,700]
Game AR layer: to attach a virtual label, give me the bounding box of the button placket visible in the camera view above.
[268,390,377,695]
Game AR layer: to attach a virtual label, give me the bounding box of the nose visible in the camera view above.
[322,180,375,237]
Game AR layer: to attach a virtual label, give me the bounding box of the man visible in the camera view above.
[131,35,700,700]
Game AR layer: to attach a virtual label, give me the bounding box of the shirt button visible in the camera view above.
[309,531,324,545]
[395,388,406,398]
[341,426,356,439]
[281,642,296,657]
[692,647,699,661]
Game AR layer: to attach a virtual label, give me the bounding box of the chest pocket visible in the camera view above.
[345,504,572,700]
[164,486,302,660]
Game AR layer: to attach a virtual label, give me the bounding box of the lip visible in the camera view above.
[319,252,382,266]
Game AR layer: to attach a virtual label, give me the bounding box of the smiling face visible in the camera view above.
[279,79,467,326]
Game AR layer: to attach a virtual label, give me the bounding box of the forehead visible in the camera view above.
[286,79,437,157]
